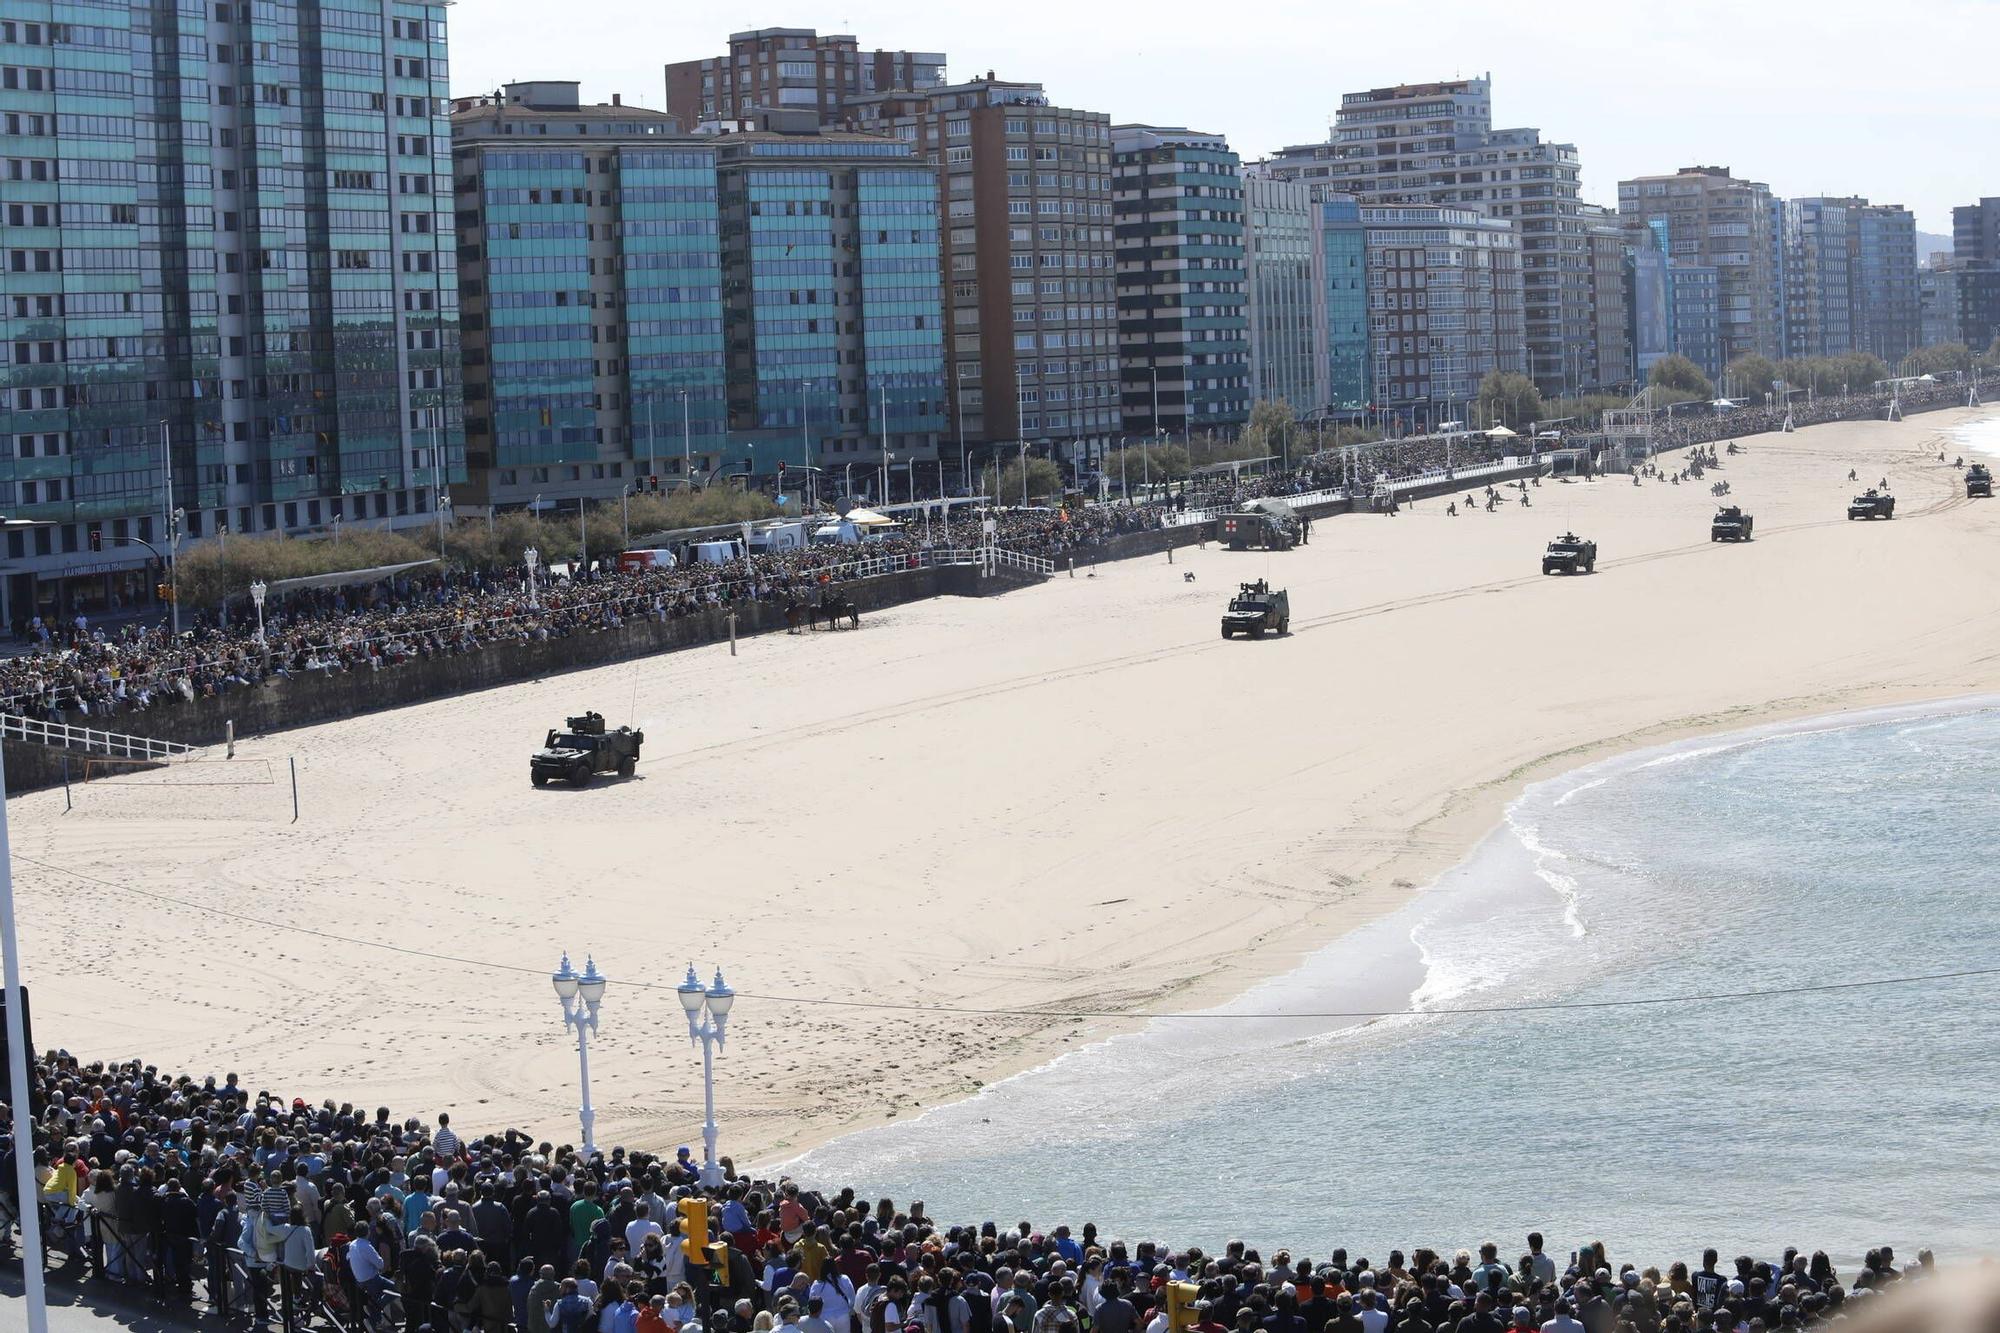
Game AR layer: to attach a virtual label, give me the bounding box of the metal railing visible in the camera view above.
[1374,457,1544,494]
[50,1208,306,1330]
[989,548,1057,577]
[0,712,195,760]
[1161,486,1351,528]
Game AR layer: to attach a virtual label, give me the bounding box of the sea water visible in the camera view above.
[788,701,2000,1263]
[1948,415,2000,458]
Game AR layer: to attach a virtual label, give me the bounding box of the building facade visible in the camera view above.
[454,92,943,506]
[1776,196,1918,364]
[1583,204,1631,390]
[1360,205,1524,416]
[452,83,716,510]
[1953,198,2000,265]
[845,78,1117,476]
[713,128,946,493]
[1259,77,1623,397]
[1618,166,1778,368]
[0,0,461,625]
[1847,200,1918,363]
[1310,195,1370,413]
[1779,198,1853,359]
[1113,125,1249,437]
[1241,175,1317,411]
[665,28,944,130]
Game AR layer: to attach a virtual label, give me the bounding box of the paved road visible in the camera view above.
[0,1262,220,1333]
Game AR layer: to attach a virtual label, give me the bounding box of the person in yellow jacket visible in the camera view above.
[38,1149,83,1225]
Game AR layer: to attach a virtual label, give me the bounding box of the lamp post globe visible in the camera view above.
[551,951,605,1159]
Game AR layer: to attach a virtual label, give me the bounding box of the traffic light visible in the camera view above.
[1166,1282,1201,1333]
[677,1197,709,1265]
[154,582,175,603]
[88,528,102,552]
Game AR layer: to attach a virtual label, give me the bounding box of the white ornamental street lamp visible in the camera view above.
[552,953,608,1159]
[676,964,734,1188]
[249,579,267,644]
[524,547,541,608]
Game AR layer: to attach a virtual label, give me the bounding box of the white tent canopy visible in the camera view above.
[1484,425,1518,438]
[252,558,439,600]
[841,507,898,527]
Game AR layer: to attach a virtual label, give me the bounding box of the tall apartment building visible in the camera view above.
[1583,204,1632,389]
[451,82,711,510]
[1848,202,1918,363]
[1946,198,2000,354]
[1617,167,1778,368]
[1259,77,1623,396]
[1241,176,1318,411]
[1779,198,1853,359]
[845,77,1118,473]
[1310,195,1370,413]
[1777,197,1918,364]
[1360,206,1524,415]
[1113,126,1249,437]
[0,0,461,625]
[1953,198,2000,265]
[454,92,944,506]
[665,28,944,130]
[1627,218,1722,383]
[1919,266,1963,349]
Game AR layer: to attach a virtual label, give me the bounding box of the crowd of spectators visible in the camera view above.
[0,507,1168,724]
[0,1051,1941,1333]
[0,379,1973,726]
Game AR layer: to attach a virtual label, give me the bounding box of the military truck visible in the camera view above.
[1710,506,1754,541]
[531,711,644,788]
[1215,499,1298,551]
[1541,533,1598,575]
[1220,579,1290,639]
[1967,463,1993,498]
[1846,490,1896,520]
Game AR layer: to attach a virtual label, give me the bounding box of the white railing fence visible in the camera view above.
[0,712,194,760]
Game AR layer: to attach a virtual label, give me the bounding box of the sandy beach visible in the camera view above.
[11,406,1999,1169]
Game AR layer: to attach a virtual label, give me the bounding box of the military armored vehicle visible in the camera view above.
[531,711,644,787]
[1967,464,1992,498]
[1220,579,1290,639]
[1216,499,1298,551]
[1541,533,1598,575]
[1846,490,1896,520]
[1710,506,1754,541]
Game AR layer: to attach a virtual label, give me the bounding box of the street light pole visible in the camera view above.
[524,547,540,608]
[159,420,180,636]
[680,390,692,482]
[676,964,735,1189]
[0,736,49,1333]
[250,580,267,644]
[431,397,448,555]
[552,954,608,1160]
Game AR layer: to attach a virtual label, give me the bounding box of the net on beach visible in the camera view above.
[71,756,290,821]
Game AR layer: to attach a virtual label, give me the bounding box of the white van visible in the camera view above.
[691,539,744,565]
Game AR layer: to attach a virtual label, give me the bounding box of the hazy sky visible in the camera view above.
[450,0,1998,237]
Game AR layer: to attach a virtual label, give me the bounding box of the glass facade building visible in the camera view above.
[453,85,719,507]
[0,0,460,624]
[716,132,944,492]
[1241,175,1317,412]
[456,100,942,505]
[1312,195,1369,412]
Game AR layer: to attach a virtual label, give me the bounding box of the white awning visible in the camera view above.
[252,558,440,599]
